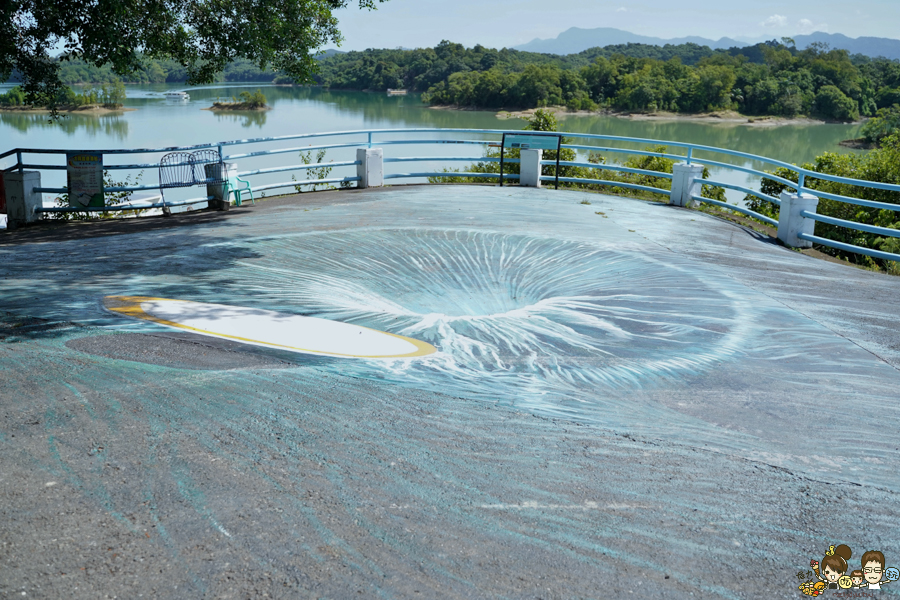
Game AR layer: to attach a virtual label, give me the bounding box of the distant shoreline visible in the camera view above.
[430,104,855,127]
[0,104,136,115]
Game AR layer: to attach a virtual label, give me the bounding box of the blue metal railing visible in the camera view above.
[545,175,672,198]
[800,211,900,239]
[39,196,215,214]
[699,179,781,207]
[798,233,900,262]
[692,194,779,227]
[3,128,900,263]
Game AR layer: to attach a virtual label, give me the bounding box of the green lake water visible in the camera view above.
[0,83,864,206]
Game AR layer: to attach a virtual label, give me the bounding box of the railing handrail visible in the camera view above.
[5,127,900,196]
[4,127,900,264]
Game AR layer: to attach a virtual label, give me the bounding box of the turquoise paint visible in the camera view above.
[2,187,899,492]
[2,185,899,596]
[61,382,96,419]
[46,434,137,533]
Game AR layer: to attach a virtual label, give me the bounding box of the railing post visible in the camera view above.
[777,191,819,249]
[519,149,542,187]
[3,170,42,230]
[670,162,704,207]
[206,162,237,211]
[356,148,383,188]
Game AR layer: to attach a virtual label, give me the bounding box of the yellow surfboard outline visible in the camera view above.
[103,295,437,359]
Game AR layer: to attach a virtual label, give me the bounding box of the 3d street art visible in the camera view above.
[2,186,899,598]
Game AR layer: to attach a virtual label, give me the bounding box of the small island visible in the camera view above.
[204,89,270,111]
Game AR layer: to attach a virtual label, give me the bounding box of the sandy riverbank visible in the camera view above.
[489,106,838,127]
[431,104,851,127]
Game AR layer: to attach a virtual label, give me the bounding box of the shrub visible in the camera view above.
[0,86,27,106]
[745,133,900,269]
[293,149,333,192]
[238,89,267,108]
[861,105,900,145]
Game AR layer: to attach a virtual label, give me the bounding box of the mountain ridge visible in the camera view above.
[514,27,900,60]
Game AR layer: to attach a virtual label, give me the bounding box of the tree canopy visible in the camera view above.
[315,40,899,120]
[0,0,385,108]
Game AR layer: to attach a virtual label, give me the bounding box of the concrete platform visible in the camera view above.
[1,185,899,599]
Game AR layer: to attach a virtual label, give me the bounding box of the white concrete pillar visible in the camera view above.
[206,162,237,210]
[3,170,42,229]
[356,148,383,188]
[670,162,704,207]
[777,191,820,249]
[519,149,543,188]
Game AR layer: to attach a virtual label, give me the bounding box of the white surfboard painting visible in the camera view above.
[103,296,437,359]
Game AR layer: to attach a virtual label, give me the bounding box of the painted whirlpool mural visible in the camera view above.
[203,228,763,419]
[51,222,900,485]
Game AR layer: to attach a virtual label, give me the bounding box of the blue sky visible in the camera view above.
[330,0,898,50]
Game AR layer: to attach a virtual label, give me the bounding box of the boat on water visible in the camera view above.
[164,91,190,101]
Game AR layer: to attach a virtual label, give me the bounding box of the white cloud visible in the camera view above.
[616,7,626,12]
[797,18,828,34]
[761,14,787,28]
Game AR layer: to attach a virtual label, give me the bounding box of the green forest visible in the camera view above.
[0,81,127,108]
[319,40,900,121]
[5,40,900,121]
[4,56,294,86]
